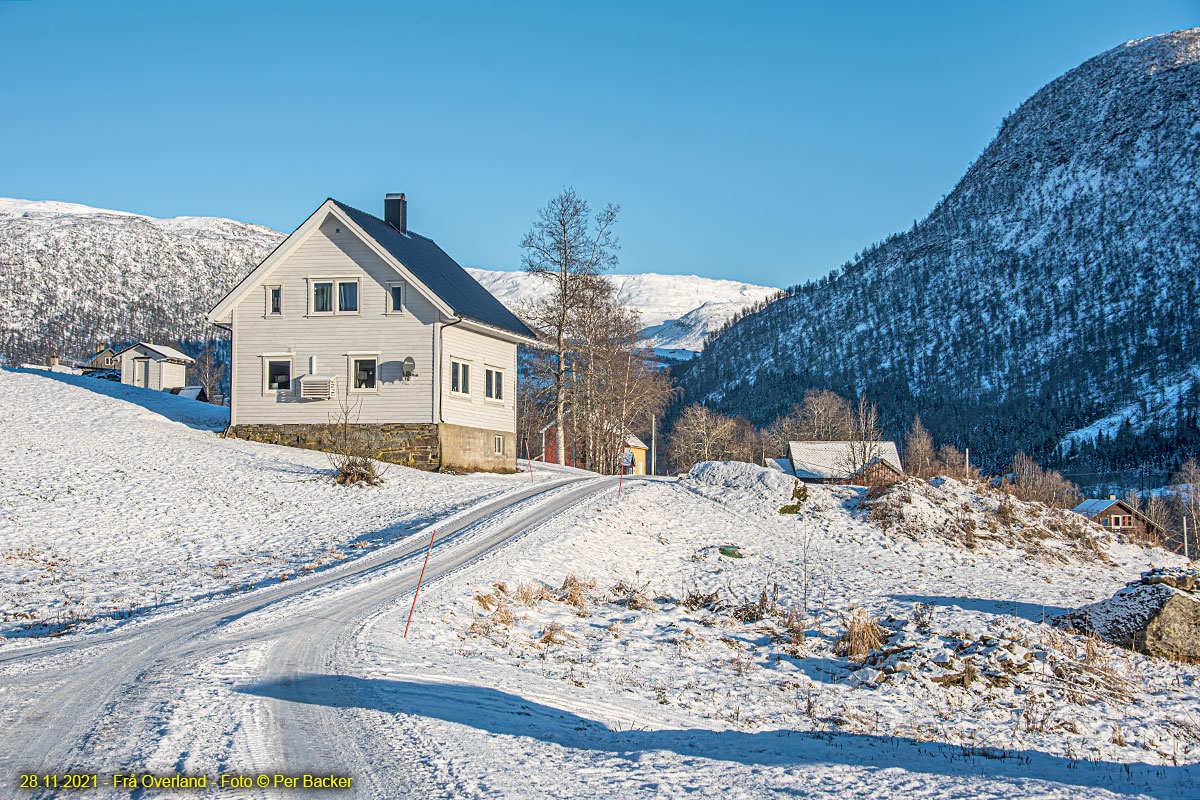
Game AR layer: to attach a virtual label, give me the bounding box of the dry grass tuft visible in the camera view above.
[539,622,573,645]
[610,577,654,610]
[834,608,889,661]
[560,573,596,608]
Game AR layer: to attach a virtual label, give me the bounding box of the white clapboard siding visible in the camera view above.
[440,324,517,433]
[231,216,438,425]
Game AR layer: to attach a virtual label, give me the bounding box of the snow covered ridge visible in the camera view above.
[678,27,1200,474]
[466,268,780,352]
[0,368,544,641]
[0,197,284,367]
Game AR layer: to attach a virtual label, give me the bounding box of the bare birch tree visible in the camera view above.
[520,189,619,464]
[666,404,737,472]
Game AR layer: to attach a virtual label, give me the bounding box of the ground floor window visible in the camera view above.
[351,356,378,392]
[451,359,470,396]
[265,358,292,394]
[485,367,504,401]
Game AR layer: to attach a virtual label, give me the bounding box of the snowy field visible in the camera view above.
[1,369,1197,798]
[0,368,552,641]
[360,463,1199,798]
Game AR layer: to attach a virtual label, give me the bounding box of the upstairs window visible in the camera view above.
[338,280,358,312]
[267,285,283,316]
[312,281,334,314]
[450,359,470,396]
[485,367,504,402]
[388,282,405,314]
[310,278,359,315]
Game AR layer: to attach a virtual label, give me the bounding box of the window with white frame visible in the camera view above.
[485,366,504,402]
[450,359,470,396]
[493,435,505,455]
[266,285,283,316]
[387,282,405,314]
[310,278,359,315]
[349,355,379,392]
[263,356,293,394]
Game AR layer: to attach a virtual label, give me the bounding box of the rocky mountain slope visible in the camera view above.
[0,198,281,364]
[0,198,778,366]
[677,29,1200,478]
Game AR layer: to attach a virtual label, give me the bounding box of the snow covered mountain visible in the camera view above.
[466,268,779,354]
[0,197,778,367]
[677,28,1200,478]
[0,198,281,365]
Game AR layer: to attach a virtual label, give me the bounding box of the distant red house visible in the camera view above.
[538,421,648,474]
[540,421,583,468]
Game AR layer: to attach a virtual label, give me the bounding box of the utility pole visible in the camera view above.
[651,414,657,476]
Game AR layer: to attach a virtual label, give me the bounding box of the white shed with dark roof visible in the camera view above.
[116,342,194,392]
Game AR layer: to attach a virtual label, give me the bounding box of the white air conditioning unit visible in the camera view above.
[299,375,336,399]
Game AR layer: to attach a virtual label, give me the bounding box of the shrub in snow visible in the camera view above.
[778,480,808,514]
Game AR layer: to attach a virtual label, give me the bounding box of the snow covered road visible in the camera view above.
[0,473,619,798]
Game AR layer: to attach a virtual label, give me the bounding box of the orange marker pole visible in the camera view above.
[404,529,436,638]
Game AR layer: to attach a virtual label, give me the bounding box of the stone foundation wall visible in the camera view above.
[227,423,441,471]
[439,423,516,472]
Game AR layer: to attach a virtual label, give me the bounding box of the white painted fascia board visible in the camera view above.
[456,317,538,346]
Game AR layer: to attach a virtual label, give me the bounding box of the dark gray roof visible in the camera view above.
[331,199,536,340]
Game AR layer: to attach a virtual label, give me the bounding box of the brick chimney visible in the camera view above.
[384,193,407,234]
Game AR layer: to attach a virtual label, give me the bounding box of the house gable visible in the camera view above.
[208,200,455,327]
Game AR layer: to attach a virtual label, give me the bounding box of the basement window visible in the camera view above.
[494,435,505,455]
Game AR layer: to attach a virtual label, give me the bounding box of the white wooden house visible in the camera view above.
[206,194,538,471]
[116,343,194,391]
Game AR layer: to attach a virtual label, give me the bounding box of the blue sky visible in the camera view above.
[1,1,1196,287]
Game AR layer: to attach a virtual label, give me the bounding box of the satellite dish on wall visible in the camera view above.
[402,357,416,379]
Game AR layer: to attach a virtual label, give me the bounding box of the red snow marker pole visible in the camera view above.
[524,437,534,484]
[404,529,436,638]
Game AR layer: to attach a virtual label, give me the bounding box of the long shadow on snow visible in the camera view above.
[890,594,1072,623]
[241,675,1194,796]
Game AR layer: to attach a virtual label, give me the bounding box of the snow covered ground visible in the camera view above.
[0,368,560,642]
[2,374,1197,797]
[362,463,1198,798]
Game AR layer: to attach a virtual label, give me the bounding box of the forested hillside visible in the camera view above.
[677,29,1200,481]
[0,199,281,365]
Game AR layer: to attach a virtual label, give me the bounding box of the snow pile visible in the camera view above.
[860,477,1110,559]
[0,369,538,641]
[683,460,797,499]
